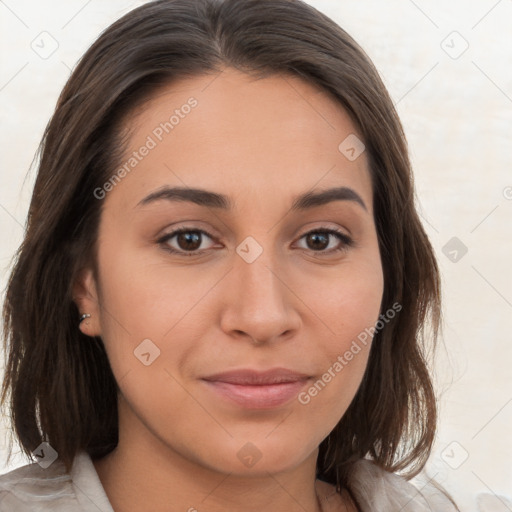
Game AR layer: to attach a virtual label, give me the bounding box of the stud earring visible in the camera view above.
[79,313,91,325]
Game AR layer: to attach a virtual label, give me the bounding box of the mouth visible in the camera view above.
[201,368,312,409]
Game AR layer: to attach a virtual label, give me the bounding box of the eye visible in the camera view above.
[158,228,216,256]
[157,226,354,257]
[295,228,354,254]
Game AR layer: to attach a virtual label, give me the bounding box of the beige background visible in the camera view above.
[1,1,511,510]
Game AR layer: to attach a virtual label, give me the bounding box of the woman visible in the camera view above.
[0,0,459,510]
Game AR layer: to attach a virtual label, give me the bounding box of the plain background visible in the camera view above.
[1,1,511,510]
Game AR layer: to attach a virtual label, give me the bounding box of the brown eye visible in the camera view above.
[305,232,330,251]
[158,228,216,256]
[176,231,202,251]
[297,228,354,254]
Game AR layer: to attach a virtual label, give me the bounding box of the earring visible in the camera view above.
[79,313,91,325]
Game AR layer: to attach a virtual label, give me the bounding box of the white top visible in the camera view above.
[0,451,458,511]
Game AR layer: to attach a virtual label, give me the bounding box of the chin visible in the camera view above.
[194,435,317,477]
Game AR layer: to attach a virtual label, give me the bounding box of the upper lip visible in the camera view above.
[202,368,311,385]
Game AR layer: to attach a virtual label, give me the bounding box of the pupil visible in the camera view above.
[178,232,201,250]
[308,233,328,250]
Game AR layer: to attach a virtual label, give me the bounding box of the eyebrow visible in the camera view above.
[136,185,368,212]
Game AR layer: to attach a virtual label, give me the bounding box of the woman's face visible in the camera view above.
[77,66,384,475]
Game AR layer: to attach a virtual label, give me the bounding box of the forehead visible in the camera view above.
[108,66,372,213]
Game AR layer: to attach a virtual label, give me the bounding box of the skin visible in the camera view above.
[74,66,384,512]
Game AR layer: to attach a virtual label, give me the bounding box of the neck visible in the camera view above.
[93,445,329,512]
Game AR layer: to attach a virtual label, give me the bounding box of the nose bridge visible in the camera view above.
[221,234,298,342]
[235,235,285,311]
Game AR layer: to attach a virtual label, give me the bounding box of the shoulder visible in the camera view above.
[0,455,81,511]
[0,450,116,512]
[346,459,458,512]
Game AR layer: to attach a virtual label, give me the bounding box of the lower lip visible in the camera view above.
[202,379,310,409]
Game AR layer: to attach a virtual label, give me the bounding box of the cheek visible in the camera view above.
[291,258,383,425]
[97,236,213,337]
[94,242,221,389]
[292,326,375,451]
[302,254,384,345]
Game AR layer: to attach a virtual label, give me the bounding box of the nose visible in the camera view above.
[219,242,301,344]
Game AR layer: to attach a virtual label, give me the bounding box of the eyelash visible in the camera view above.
[157,226,354,257]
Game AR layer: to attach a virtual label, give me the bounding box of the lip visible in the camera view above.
[201,368,311,409]
[202,368,310,385]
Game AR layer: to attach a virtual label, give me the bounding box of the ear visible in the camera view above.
[72,266,102,337]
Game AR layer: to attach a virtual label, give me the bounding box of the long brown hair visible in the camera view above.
[2,0,452,505]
